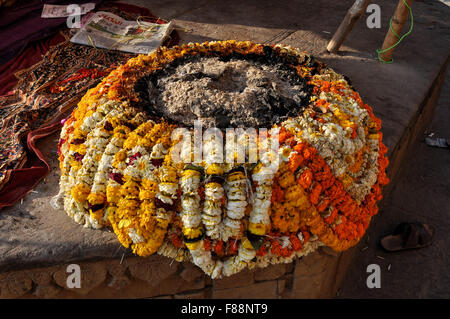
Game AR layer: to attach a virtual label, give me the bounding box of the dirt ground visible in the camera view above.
[338,71,450,298]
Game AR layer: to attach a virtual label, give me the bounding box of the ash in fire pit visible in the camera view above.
[136,56,312,128]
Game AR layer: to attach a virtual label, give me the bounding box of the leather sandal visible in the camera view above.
[380,222,435,252]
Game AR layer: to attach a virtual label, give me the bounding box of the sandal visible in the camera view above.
[380,222,435,252]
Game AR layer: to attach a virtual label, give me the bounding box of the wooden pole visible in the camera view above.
[379,0,414,62]
[327,0,371,53]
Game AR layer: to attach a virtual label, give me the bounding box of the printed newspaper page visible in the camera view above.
[41,3,96,18]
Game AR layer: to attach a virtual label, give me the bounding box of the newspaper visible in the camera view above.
[70,11,173,54]
[41,3,96,18]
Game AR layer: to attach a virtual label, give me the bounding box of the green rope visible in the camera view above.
[377,0,414,64]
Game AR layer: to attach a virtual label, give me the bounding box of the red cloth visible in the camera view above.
[0,118,63,210]
[0,32,66,211]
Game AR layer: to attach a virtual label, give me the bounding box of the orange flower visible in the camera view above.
[316,198,330,212]
[204,238,212,251]
[228,239,239,255]
[279,126,294,144]
[214,240,225,256]
[256,243,268,256]
[324,208,338,225]
[309,183,322,205]
[298,169,313,189]
[171,233,183,248]
[271,183,285,203]
[293,142,306,154]
[321,81,331,92]
[289,233,303,251]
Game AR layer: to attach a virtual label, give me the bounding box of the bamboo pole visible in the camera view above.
[379,0,414,62]
[327,0,371,53]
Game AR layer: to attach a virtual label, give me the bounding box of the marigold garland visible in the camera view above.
[54,40,389,278]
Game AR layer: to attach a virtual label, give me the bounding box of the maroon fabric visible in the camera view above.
[0,32,66,96]
[0,0,103,65]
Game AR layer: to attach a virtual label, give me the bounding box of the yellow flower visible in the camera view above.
[137,136,152,148]
[109,116,121,128]
[228,171,245,182]
[110,221,131,248]
[142,178,158,191]
[141,200,155,214]
[159,135,172,149]
[249,222,266,236]
[87,192,105,205]
[159,167,177,183]
[206,164,223,175]
[139,189,155,201]
[114,150,127,163]
[69,160,82,171]
[278,170,295,188]
[106,185,121,204]
[123,132,139,150]
[183,226,203,239]
[182,169,201,179]
[205,182,221,189]
[90,209,104,220]
[284,185,309,209]
[121,180,140,197]
[113,125,131,140]
[338,173,353,188]
[185,241,201,250]
[118,218,132,228]
[117,198,140,211]
[69,143,87,155]
[242,237,254,250]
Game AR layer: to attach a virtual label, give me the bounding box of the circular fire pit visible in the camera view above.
[55,41,389,278]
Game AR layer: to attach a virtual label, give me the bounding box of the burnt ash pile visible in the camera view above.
[135,50,314,129]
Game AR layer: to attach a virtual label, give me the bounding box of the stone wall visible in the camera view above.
[0,247,349,299]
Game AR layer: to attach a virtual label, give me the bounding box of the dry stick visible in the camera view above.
[327,0,371,53]
[379,0,414,62]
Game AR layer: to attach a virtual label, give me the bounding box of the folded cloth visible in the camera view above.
[0,2,179,211]
[0,117,63,210]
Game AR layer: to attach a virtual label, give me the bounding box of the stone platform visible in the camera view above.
[0,0,449,298]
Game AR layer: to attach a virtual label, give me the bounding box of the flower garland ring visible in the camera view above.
[54,41,389,278]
